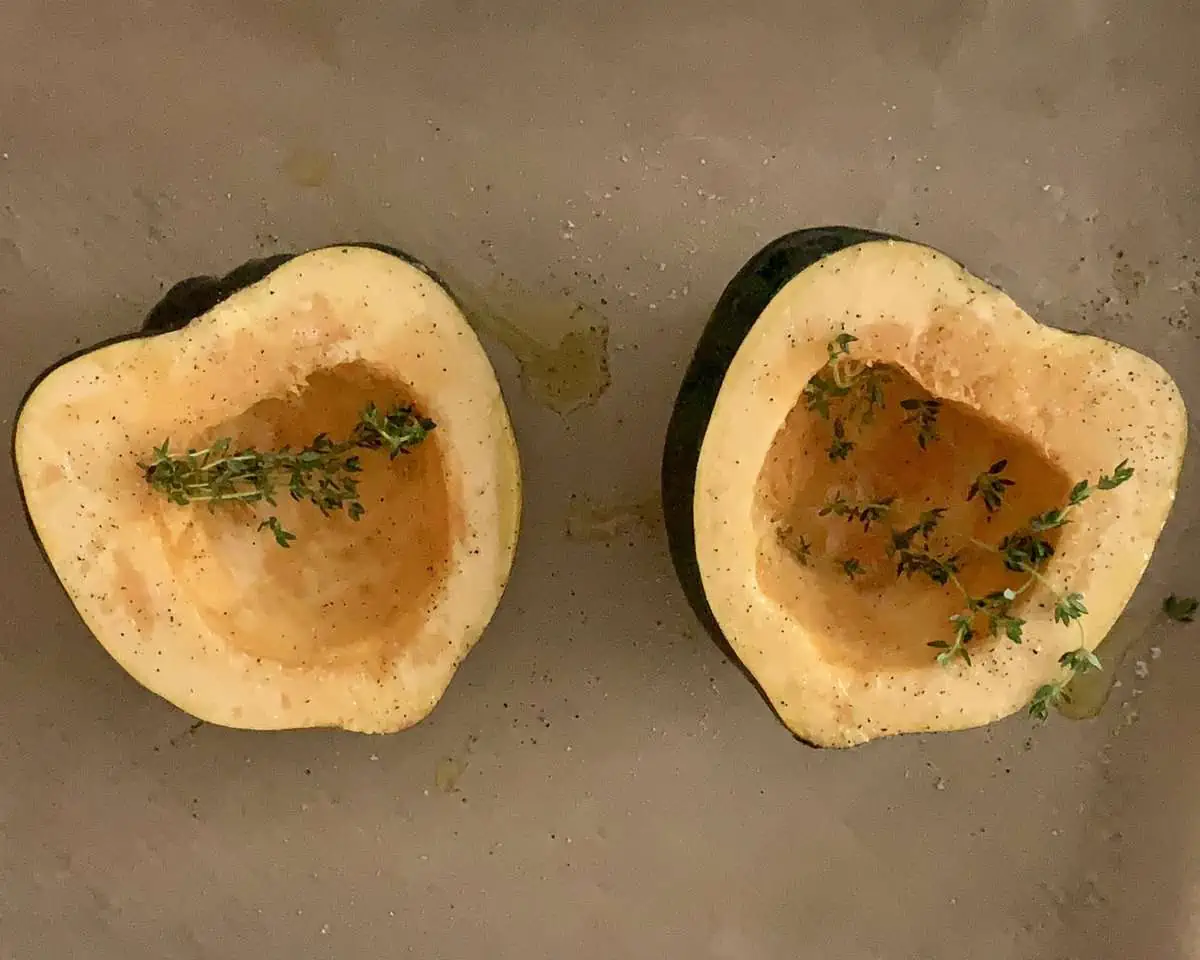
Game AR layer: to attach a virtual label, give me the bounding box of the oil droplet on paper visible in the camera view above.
[282,147,335,189]
[565,494,661,542]
[455,278,612,416]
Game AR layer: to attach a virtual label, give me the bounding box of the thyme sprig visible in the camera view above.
[1028,648,1103,721]
[926,462,1133,688]
[802,333,892,456]
[802,372,850,421]
[828,419,854,462]
[819,492,896,532]
[895,545,963,587]
[888,508,947,552]
[806,334,953,457]
[900,398,942,449]
[967,459,1015,513]
[141,403,436,546]
[929,614,975,666]
[806,463,1131,707]
[827,332,856,363]
[776,526,814,566]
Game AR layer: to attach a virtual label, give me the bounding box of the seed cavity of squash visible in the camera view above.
[158,360,455,672]
[753,361,1073,672]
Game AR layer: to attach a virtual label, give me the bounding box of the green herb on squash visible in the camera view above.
[1029,648,1103,721]
[141,403,436,546]
[801,337,1134,717]
[967,459,1015,513]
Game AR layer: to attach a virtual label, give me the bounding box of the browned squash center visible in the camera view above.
[754,362,1073,671]
[159,360,454,672]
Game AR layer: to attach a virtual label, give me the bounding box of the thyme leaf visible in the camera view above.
[828,419,855,461]
[839,557,866,581]
[819,493,895,531]
[967,459,1015,513]
[899,398,941,449]
[1163,594,1197,623]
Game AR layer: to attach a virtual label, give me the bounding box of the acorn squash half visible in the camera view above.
[14,244,521,732]
[663,227,1186,747]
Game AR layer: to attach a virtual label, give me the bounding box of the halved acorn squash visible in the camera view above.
[664,228,1186,748]
[14,244,521,732]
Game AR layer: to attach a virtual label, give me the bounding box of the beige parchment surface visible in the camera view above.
[1,1,1198,957]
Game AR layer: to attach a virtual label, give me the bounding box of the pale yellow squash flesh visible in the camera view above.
[694,239,1186,747]
[15,246,521,732]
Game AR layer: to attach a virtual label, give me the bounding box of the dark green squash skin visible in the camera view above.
[662,227,892,641]
[661,226,901,739]
[11,242,459,634]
